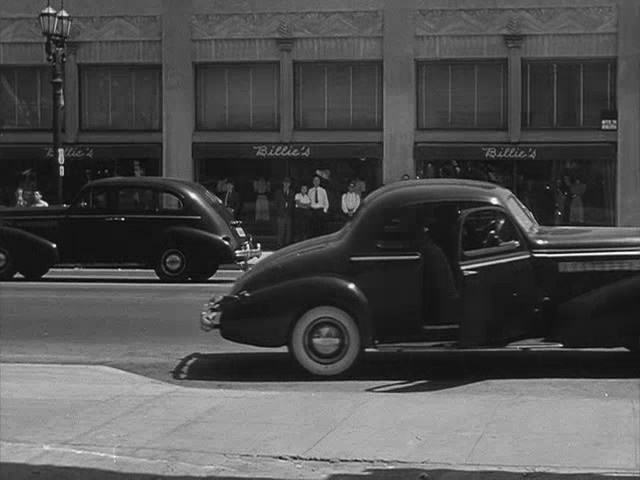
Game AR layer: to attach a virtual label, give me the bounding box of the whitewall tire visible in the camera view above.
[289,306,361,377]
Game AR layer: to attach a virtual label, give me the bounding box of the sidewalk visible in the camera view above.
[1,363,639,479]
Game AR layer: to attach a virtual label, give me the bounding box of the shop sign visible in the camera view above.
[253,144,312,158]
[44,146,95,160]
[601,119,617,131]
[482,146,537,160]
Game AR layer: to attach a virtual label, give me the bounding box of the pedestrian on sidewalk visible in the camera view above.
[308,176,329,237]
[294,184,311,242]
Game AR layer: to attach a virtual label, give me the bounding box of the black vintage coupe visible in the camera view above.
[0,177,260,281]
[201,179,640,377]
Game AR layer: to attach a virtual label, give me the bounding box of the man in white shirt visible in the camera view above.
[341,182,360,218]
[308,175,329,237]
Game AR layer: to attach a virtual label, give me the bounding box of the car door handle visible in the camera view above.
[463,270,478,277]
[104,216,125,222]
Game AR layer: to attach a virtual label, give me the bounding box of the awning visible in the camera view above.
[414,143,617,161]
[0,144,162,161]
[193,143,382,160]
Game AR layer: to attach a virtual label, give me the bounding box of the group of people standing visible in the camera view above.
[12,188,49,208]
[272,175,363,248]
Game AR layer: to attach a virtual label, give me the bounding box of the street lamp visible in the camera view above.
[39,0,72,204]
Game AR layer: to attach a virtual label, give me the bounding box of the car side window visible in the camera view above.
[462,209,521,258]
[116,187,154,213]
[158,191,183,212]
[72,187,108,211]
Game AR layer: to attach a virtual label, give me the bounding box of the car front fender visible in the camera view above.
[219,275,373,348]
[0,226,59,273]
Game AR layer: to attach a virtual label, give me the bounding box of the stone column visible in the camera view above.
[383,0,416,183]
[504,22,524,144]
[617,0,640,226]
[162,0,194,180]
[276,23,294,143]
[63,43,79,144]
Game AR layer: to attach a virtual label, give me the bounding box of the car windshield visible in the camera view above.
[505,194,539,233]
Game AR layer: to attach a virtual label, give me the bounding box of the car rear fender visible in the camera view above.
[161,225,233,265]
[0,226,59,272]
[553,274,640,347]
[223,275,373,348]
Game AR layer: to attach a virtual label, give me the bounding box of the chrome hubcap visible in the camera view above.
[164,252,184,273]
[0,251,7,270]
[305,319,348,363]
[311,325,343,356]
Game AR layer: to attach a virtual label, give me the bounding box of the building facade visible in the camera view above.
[1,0,639,243]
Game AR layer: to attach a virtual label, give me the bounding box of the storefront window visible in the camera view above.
[196,63,279,130]
[295,63,382,130]
[417,145,616,226]
[417,61,507,129]
[0,67,53,130]
[194,144,382,247]
[0,145,162,206]
[80,66,162,130]
[523,59,616,128]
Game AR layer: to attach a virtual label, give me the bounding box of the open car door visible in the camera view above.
[457,207,541,347]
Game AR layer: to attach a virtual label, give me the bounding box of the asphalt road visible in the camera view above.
[1,274,639,397]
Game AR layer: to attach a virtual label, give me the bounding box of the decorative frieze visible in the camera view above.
[0,18,42,43]
[71,16,161,41]
[192,11,383,39]
[416,6,616,35]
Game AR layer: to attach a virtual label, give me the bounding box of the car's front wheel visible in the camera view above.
[289,306,361,377]
[0,246,17,281]
[155,247,189,282]
[19,265,49,281]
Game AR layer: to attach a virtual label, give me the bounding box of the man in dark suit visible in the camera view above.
[274,176,295,248]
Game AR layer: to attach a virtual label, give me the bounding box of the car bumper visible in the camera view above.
[233,241,262,262]
[200,307,221,331]
[200,293,247,332]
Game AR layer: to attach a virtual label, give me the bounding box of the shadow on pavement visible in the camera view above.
[1,464,636,480]
[173,349,640,391]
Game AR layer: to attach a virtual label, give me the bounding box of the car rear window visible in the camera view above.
[196,184,235,223]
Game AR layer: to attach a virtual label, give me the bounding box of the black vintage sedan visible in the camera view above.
[201,179,640,377]
[0,177,260,281]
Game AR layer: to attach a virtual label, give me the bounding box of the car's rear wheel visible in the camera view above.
[155,247,189,282]
[0,246,17,281]
[289,306,361,377]
[189,264,219,282]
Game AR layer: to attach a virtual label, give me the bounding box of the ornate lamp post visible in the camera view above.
[39,1,72,204]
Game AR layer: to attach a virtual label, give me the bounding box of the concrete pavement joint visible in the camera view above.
[302,397,372,456]
[462,392,507,464]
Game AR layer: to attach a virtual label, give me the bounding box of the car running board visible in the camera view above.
[504,338,564,350]
[368,341,459,352]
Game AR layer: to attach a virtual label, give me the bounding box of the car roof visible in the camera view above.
[85,176,201,193]
[363,178,509,207]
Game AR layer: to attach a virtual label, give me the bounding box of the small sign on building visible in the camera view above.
[601,110,617,131]
[57,147,65,165]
